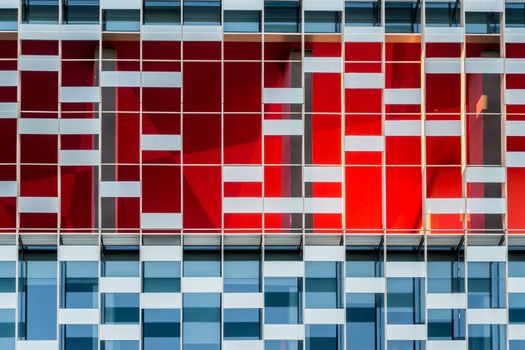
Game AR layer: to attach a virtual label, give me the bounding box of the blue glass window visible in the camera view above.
[0,10,17,31]
[427,247,464,294]
[506,3,525,28]
[510,293,525,324]
[265,277,303,324]
[468,324,506,350]
[224,10,261,32]
[425,1,461,27]
[306,324,343,350]
[22,0,59,23]
[63,0,99,24]
[60,324,97,350]
[183,293,221,350]
[511,340,525,350]
[183,246,221,277]
[143,261,181,293]
[509,247,525,277]
[345,1,381,27]
[183,0,221,26]
[224,247,260,292]
[19,247,57,340]
[465,12,500,34]
[468,262,506,308]
[385,1,421,33]
[0,309,15,350]
[265,340,303,350]
[428,309,465,340]
[264,0,301,33]
[304,11,342,33]
[346,246,383,277]
[0,262,15,293]
[224,308,261,340]
[143,309,181,350]
[305,262,343,309]
[144,0,181,25]
[101,247,139,277]
[346,293,384,350]
[387,341,425,350]
[102,293,140,324]
[387,278,425,324]
[61,261,98,309]
[101,340,139,350]
[103,10,140,31]
[265,246,302,261]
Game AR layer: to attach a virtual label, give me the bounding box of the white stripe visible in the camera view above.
[509,325,525,340]
[182,277,223,293]
[60,150,100,166]
[465,167,505,183]
[345,277,385,293]
[99,277,141,293]
[385,120,421,136]
[304,309,345,324]
[18,341,58,350]
[507,152,525,167]
[100,181,141,198]
[423,27,464,43]
[506,121,525,136]
[304,167,342,182]
[0,293,16,309]
[0,0,18,7]
[100,71,141,87]
[60,25,101,41]
[182,26,223,41]
[425,120,462,136]
[141,293,181,309]
[263,88,303,104]
[464,0,504,12]
[141,246,182,261]
[425,58,461,74]
[58,309,99,325]
[505,59,525,74]
[304,57,342,73]
[506,89,525,105]
[264,198,303,213]
[505,28,525,43]
[427,341,466,350]
[386,262,426,278]
[344,73,384,89]
[426,198,465,214]
[508,278,525,293]
[304,246,345,261]
[59,87,100,103]
[0,71,18,87]
[466,198,506,214]
[465,58,504,74]
[263,119,303,136]
[19,24,60,40]
[467,246,506,262]
[384,88,421,104]
[344,135,384,152]
[141,135,181,151]
[224,341,263,350]
[19,197,59,213]
[223,293,264,309]
[59,119,100,135]
[100,0,141,9]
[303,0,343,10]
[0,103,17,118]
[344,27,384,42]
[426,293,466,309]
[141,213,182,229]
[223,166,263,182]
[142,72,182,88]
[19,55,60,71]
[467,309,507,324]
[99,325,141,341]
[223,198,263,213]
[0,246,17,260]
[59,246,99,261]
[0,181,17,197]
[264,325,304,340]
[304,198,342,214]
[223,0,263,10]
[386,325,426,340]
[19,118,59,134]
[142,25,182,41]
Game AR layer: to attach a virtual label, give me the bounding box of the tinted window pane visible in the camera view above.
[385,1,421,33]
[425,1,461,27]
[465,12,500,34]
[23,0,59,23]
[224,10,261,32]
[103,10,140,31]
[264,1,301,32]
[0,9,17,30]
[304,11,341,33]
[101,340,140,350]
[468,262,506,308]
[0,309,15,350]
[387,341,425,350]
[265,340,303,350]
[224,308,261,340]
[143,262,181,293]
[60,324,97,350]
[265,246,302,262]
[143,309,181,350]
[61,261,98,309]
[305,262,342,309]
[101,247,139,277]
[102,293,140,324]
[345,1,381,27]
[0,262,15,293]
[306,325,343,350]
[346,247,383,277]
[387,278,425,324]
[346,293,384,350]
[224,247,260,293]
[265,277,302,324]
[427,247,464,294]
[183,293,221,350]
[509,248,525,277]
[468,324,506,350]
[183,246,221,277]
[428,309,465,340]
[510,293,525,324]
[63,0,99,24]
[506,3,525,28]
[183,0,221,26]
[144,0,181,24]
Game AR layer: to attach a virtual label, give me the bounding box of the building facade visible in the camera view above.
[0,0,525,349]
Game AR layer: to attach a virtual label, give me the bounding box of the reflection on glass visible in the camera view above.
[102,293,140,324]
[345,1,381,27]
[183,293,221,350]
[306,324,343,350]
[346,246,384,278]
[183,246,221,277]
[61,261,98,309]
[60,324,97,350]
[103,10,140,31]
[468,324,506,350]
[346,293,384,350]
[265,277,303,324]
[224,10,261,32]
[101,247,139,277]
[0,309,15,350]
[144,0,181,25]
[468,262,506,308]
[143,309,181,350]
[0,262,15,293]
[305,262,343,309]
[385,1,421,33]
[143,261,181,293]
[224,247,260,292]
[425,1,461,27]
[224,308,261,340]
[387,278,425,325]
[23,0,59,24]
[427,247,464,294]
[264,0,301,33]
[428,309,465,340]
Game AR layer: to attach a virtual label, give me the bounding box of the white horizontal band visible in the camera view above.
[142,72,182,88]
[223,166,263,182]
[0,246,17,260]
[19,55,59,72]
[0,71,18,87]
[264,261,303,277]
[386,325,426,340]
[424,27,464,43]
[386,262,426,277]
[263,88,303,104]
[101,0,141,9]
[0,102,17,118]
[506,121,525,136]
[506,89,525,105]
[466,198,506,214]
[18,341,58,350]
[464,0,504,12]
[505,28,525,43]
[426,120,462,136]
[60,87,100,103]
[506,59,525,74]
[346,277,385,293]
[264,325,304,340]
[304,167,342,183]
[303,0,343,11]
[182,277,222,293]
[508,278,525,293]
[0,181,17,197]
[425,58,461,74]
[141,293,181,309]
[264,198,303,213]
[141,135,181,151]
[141,246,182,261]
[100,181,141,198]
[507,152,525,167]
[224,340,263,350]
[467,246,506,262]
[344,135,384,152]
[223,293,264,309]
[59,246,99,261]
[99,325,141,341]
[99,277,141,293]
[182,26,222,42]
[60,119,100,134]
[223,197,263,213]
[427,340,466,350]
[304,57,342,73]
[19,197,59,213]
[263,119,303,136]
[344,27,384,43]
[19,118,58,134]
[60,150,100,166]
[427,293,466,309]
[385,120,421,136]
[304,198,342,214]
[465,167,505,183]
[509,324,525,340]
[304,309,345,324]
[60,25,101,41]
[384,89,421,105]
[0,0,18,7]
[142,25,182,41]
[101,71,141,87]
[223,0,263,10]
[19,24,60,40]
[0,293,16,309]
[345,73,384,89]
[141,213,182,229]
[426,198,465,214]
[304,246,345,261]
[465,58,504,74]
[467,309,507,324]
[58,309,99,325]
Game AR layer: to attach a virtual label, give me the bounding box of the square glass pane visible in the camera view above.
[265,277,303,324]
[345,1,381,27]
[224,247,260,292]
[224,308,261,340]
[102,293,139,324]
[143,262,181,293]
[143,309,181,350]
[61,261,98,308]
[183,246,221,277]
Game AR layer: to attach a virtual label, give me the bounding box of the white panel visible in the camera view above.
[304,57,342,73]
[466,167,505,183]
[100,0,141,9]
[386,325,426,340]
[385,120,421,136]
[223,166,263,182]
[426,198,465,214]
[223,340,263,350]
[384,89,421,105]
[506,121,525,136]
[263,119,303,136]
[142,72,182,88]
[304,246,345,261]
[60,150,100,166]
[303,0,342,10]
[426,120,462,136]
[304,167,342,183]
[61,25,101,41]
[19,55,60,71]
[99,325,141,340]
[182,26,223,41]
[223,198,263,213]
[263,88,303,104]
[505,28,525,43]
[304,198,342,214]
[141,246,182,261]
[344,26,384,43]
[141,135,181,151]
[141,293,181,309]
[264,261,303,277]
[466,198,506,214]
[99,278,141,293]
[59,246,99,261]
[424,27,464,43]
[427,293,466,309]
[425,58,461,73]
[465,58,504,74]
[141,213,182,229]
[100,181,141,198]
[223,0,263,10]
[223,293,264,309]
[20,24,60,40]
[58,309,99,324]
[344,73,384,89]
[386,262,426,277]
[304,309,345,324]
[506,59,525,74]
[19,197,59,213]
[507,152,525,167]
[19,118,59,134]
[344,136,384,152]
[0,181,16,197]
[0,293,16,308]
[264,325,304,340]
[509,324,525,340]
[467,246,506,262]
[60,119,100,134]
[508,278,525,293]
[464,0,503,12]
[0,71,18,87]
[467,309,507,324]
[0,102,17,118]
[0,0,19,7]
[59,87,100,103]
[0,246,17,261]
[427,340,466,350]
[264,198,303,213]
[100,71,141,87]
[182,277,223,293]
[142,25,182,41]
[506,89,525,105]
[345,277,385,293]
[18,341,58,350]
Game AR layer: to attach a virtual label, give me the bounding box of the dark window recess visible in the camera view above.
[0,9,17,30]
[506,2,525,28]
[345,1,381,27]
[385,1,421,33]
[183,0,221,26]
[22,0,59,24]
[465,12,500,34]
[224,10,261,32]
[143,0,181,25]
[425,1,461,27]
[264,0,301,33]
[63,0,100,24]
[103,9,140,31]
[305,11,342,33]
